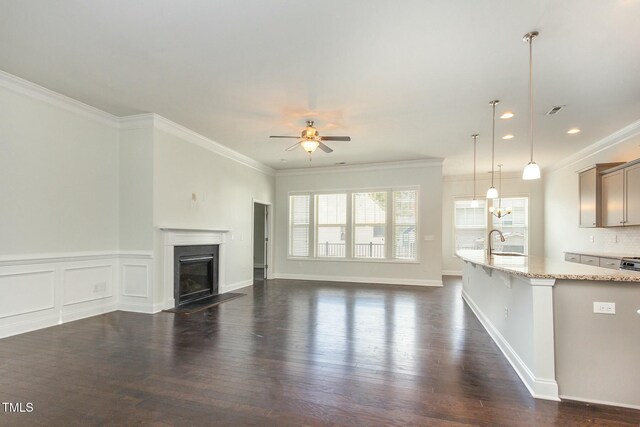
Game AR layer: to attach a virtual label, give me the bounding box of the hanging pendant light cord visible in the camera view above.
[528,34,534,163]
[473,135,477,199]
[491,101,496,187]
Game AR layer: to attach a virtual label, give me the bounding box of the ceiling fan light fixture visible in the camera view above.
[301,139,319,153]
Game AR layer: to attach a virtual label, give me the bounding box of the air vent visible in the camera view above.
[546,105,564,115]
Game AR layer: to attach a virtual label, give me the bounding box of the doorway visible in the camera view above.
[253,202,269,282]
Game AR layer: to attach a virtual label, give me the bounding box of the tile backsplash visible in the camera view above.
[600,227,640,254]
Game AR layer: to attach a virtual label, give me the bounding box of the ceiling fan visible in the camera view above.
[270,120,351,154]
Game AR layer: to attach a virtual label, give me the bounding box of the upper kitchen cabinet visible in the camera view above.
[601,159,640,227]
[578,163,623,227]
[624,162,640,226]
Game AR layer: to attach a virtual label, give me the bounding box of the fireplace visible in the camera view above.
[174,245,219,306]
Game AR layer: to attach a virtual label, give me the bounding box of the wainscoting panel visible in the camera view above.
[0,268,55,319]
[118,255,156,314]
[62,264,114,306]
[0,251,154,339]
[122,264,149,298]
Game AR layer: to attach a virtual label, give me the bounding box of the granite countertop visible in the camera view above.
[563,250,638,259]
[457,250,640,282]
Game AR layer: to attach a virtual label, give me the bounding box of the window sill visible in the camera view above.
[287,257,420,264]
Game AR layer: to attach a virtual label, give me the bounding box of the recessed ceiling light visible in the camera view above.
[502,134,515,140]
[500,112,515,119]
[567,128,581,134]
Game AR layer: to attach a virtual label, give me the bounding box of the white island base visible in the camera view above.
[461,261,559,400]
[459,250,640,409]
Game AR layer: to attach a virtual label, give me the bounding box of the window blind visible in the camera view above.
[289,194,310,257]
[353,192,387,258]
[393,190,417,260]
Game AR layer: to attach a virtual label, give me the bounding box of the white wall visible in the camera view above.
[274,161,443,286]
[153,125,275,300]
[0,74,123,338]
[442,173,544,274]
[119,123,154,251]
[544,131,640,259]
[0,71,276,335]
[0,85,119,255]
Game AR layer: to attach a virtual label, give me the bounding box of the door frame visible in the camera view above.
[251,198,273,280]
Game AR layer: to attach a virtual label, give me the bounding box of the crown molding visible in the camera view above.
[443,171,523,182]
[119,113,156,130]
[275,158,443,177]
[547,119,640,173]
[0,69,120,128]
[152,115,275,176]
[0,69,275,175]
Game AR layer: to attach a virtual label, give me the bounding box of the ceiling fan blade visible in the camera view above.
[317,142,333,153]
[285,142,300,151]
[270,135,300,139]
[320,136,351,142]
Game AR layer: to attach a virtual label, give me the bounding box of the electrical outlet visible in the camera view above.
[504,306,509,320]
[589,235,594,243]
[93,282,107,293]
[593,302,615,314]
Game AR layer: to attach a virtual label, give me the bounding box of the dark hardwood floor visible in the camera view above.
[1,277,638,426]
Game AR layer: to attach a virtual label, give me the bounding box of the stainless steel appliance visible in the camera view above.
[619,257,640,272]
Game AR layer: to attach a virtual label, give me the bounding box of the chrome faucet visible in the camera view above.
[487,229,505,257]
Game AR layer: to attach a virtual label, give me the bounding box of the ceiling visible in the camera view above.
[1,1,639,175]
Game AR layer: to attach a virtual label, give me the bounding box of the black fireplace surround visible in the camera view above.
[174,245,219,306]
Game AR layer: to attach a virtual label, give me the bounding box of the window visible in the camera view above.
[490,197,528,254]
[453,197,529,255]
[287,187,418,261]
[315,194,347,257]
[393,190,417,260]
[454,199,487,252]
[353,192,387,258]
[289,194,310,257]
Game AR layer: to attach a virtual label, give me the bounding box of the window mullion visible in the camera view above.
[346,191,353,259]
[387,190,393,259]
[309,194,316,257]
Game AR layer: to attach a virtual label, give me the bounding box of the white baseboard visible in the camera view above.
[274,273,442,287]
[223,279,253,293]
[61,300,118,323]
[0,313,59,339]
[118,301,164,314]
[559,395,640,411]
[442,270,462,276]
[461,288,560,401]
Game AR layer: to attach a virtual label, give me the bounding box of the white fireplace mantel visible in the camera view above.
[159,227,229,309]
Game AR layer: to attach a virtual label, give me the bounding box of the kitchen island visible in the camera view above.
[457,250,640,409]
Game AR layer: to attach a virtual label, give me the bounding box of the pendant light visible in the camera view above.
[486,100,499,199]
[522,31,541,180]
[471,134,479,208]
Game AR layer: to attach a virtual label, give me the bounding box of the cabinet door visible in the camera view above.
[624,163,640,226]
[602,170,624,227]
[579,168,596,227]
